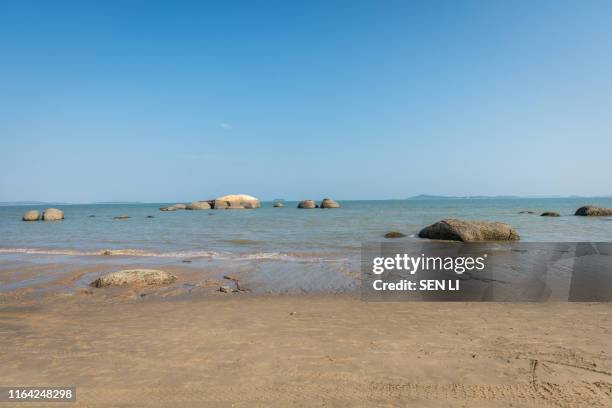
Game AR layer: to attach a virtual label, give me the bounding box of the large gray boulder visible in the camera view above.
[297,200,317,209]
[42,208,64,221]
[186,201,211,210]
[213,194,260,209]
[90,269,177,288]
[575,206,612,216]
[22,210,41,221]
[320,198,340,208]
[418,219,520,242]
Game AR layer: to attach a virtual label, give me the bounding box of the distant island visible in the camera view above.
[406,195,520,200]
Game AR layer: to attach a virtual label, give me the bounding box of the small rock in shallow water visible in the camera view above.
[113,215,130,220]
[219,285,233,293]
[101,250,112,256]
[384,231,406,238]
[518,211,535,214]
[541,212,560,217]
[146,215,154,218]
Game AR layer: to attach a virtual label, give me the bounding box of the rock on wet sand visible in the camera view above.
[90,269,177,288]
[418,219,520,242]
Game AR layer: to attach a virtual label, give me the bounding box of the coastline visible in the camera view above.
[1,292,610,407]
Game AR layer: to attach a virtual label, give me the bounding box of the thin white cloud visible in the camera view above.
[220,123,233,130]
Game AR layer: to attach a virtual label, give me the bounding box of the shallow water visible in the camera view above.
[1,198,611,293]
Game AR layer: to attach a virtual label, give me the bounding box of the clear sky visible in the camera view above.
[1,0,611,202]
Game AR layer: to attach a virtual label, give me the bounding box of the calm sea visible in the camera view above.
[1,198,611,293]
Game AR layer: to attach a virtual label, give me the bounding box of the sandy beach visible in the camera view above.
[1,271,611,407]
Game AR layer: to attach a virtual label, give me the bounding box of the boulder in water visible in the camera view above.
[213,194,260,209]
[418,219,520,242]
[297,200,317,209]
[113,215,130,220]
[320,198,340,208]
[173,203,187,209]
[541,212,560,217]
[42,208,64,221]
[160,206,177,211]
[22,210,41,221]
[574,206,612,216]
[90,269,177,287]
[273,202,285,208]
[186,201,211,210]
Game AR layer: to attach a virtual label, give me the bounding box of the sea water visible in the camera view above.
[1,198,611,293]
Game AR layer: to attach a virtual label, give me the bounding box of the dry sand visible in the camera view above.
[1,287,611,407]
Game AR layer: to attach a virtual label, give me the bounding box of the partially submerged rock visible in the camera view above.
[113,215,130,220]
[384,231,406,239]
[91,269,176,288]
[160,206,177,211]
[219,285,233,293]
[214,194,260,209]
[22,210,41,221]
[575,206,612,216]
[541,212,560,217]
[186,201,211,210]
[42,208,64,221]
[418,219,520,242]
[518,211,535,214]
[297,200,317,209]
[320,198,340,208]
[173,203,187,210]
[273,202,285,208]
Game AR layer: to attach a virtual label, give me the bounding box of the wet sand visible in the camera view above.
[1,279,611,407]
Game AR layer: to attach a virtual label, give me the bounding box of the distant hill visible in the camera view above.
[407,194,520,200]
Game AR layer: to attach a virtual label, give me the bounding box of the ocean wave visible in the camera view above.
[0,247,350,262]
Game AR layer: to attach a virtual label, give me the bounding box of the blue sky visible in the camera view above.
[1,0,611,202]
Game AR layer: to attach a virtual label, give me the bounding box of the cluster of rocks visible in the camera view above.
[297,198,341,209]
[160,194,261,211]
[22,208,64,222]
[516,205,612,217]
